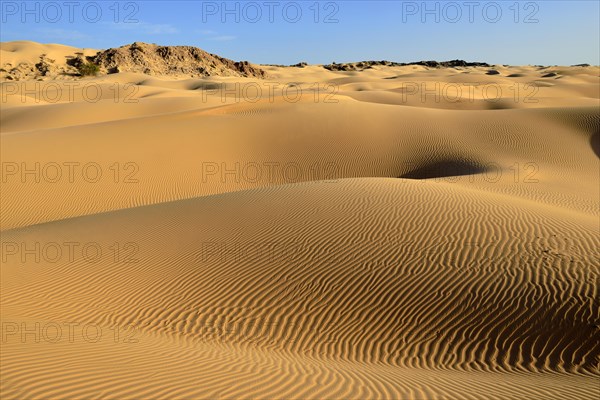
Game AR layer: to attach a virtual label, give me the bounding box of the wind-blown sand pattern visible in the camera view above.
[1,42,599,399]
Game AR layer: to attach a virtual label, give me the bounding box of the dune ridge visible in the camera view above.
[2,179,599,399]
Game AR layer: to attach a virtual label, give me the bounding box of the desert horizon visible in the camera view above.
[1,1,599,400]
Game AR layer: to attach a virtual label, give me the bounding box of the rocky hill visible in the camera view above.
[0,42,267,80]
[323,59,491,72]
[91,42,266,78]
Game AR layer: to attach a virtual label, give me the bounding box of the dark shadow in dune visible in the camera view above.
[399,160,489,180]
[591,130,600,159]
[486,100,516,110]
[193,82,224,91]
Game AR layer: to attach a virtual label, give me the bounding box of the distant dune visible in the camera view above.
[1,41,599,399]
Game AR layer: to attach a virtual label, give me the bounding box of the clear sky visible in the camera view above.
[1,1,598,65]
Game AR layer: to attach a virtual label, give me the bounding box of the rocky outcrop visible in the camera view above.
[323,59,492,72]
[0,42,267,81]
[0,54,78,81]
[90,42,266,78]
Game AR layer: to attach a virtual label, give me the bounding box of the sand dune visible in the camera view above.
[1,42,599,399]
[2,179,598,398]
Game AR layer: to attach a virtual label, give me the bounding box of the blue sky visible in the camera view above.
[1,1,598,65]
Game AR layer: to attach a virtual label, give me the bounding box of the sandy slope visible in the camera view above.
[1,42,599,399]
